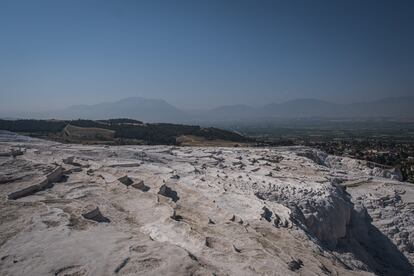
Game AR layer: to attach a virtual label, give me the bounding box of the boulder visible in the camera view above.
[82,206,110,223]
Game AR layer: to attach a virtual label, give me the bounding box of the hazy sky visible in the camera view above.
[0,0,413,112]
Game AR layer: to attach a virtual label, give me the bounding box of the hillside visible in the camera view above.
[0,119,251,146]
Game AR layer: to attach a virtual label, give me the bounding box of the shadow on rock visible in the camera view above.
[337,206,412,276]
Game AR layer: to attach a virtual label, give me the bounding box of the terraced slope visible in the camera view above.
[0,132,412,275]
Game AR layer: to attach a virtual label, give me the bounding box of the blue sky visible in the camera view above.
[0,0,413,112]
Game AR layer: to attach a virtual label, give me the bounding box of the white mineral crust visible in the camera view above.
[0,132,412,275]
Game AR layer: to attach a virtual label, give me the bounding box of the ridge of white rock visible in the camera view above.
[0,131,412,275]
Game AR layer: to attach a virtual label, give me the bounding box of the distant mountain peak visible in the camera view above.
[6,96,414,122]
[35,97,187,122]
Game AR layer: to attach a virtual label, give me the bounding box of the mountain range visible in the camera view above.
[5,96,414,123]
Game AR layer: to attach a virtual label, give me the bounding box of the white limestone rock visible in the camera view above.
[0,133,412,275]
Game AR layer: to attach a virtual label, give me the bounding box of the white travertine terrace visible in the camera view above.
[0,131,412,275]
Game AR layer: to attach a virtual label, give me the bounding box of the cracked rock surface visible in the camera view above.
[0,131,413,275]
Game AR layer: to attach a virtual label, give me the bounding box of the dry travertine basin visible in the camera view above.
[0,131,413,276]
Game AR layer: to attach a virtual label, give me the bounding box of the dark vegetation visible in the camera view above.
[0,119,251,145]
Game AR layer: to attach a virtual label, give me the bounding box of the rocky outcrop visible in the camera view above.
[297,148,403,181]
[7,166,62,200]
[158,185,179,202]
[256,183,352,248]
[82,206,110,223]
[370,167,403,181]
